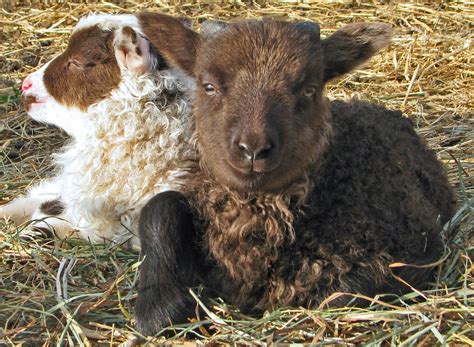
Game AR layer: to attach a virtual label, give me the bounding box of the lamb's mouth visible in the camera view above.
[226,157,281,175]
[225,161,277,190]
[22,94,46,112]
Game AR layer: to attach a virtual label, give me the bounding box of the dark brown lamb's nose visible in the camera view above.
[238,140,273,160]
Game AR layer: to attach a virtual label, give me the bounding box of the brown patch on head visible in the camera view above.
[138,12,200,75]
[44,25,121,111]
[39,199,65,216]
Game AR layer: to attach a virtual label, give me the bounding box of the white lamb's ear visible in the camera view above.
[114,26,154,75]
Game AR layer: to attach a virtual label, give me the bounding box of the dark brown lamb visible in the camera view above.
[135,19,456,335]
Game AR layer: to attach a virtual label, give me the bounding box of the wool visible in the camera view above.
[184,100,454,311]
[47,69,195,245]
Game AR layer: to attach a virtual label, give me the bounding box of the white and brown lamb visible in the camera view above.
[0,12,198,248]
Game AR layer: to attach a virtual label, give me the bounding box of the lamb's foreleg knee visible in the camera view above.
[135,191,203,336]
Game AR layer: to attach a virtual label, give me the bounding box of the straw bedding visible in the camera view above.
[0,1,472,345]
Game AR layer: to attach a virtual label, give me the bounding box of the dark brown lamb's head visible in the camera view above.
[192,19,392,193]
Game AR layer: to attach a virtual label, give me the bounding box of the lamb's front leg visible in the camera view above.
[135,191,203,336]
[2,196,78,240]
[0,179,61,225]
[0,196,43,225]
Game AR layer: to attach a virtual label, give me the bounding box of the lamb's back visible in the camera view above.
[294,100,455,277]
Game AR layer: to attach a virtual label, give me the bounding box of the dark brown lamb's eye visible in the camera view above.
[203,83,217,95]
[303,86,317,97]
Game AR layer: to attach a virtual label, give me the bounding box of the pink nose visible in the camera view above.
[22,78,33,92]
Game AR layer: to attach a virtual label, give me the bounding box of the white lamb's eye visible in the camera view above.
[303,86,317,97]
[203,83,217,95]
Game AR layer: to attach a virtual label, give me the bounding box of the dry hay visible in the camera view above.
[0,1,472,345]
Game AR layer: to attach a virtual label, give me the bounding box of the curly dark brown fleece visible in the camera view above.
[187,167,310,309]
[185,100,454,311]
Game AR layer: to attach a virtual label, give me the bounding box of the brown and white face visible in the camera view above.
[193,19,392,192]
[20,13,198,138]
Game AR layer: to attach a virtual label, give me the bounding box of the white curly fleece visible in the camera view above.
[53,70,194,245]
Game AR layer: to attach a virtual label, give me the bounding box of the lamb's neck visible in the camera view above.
[188,163,314,238]
[187,165,313,302]
[54,110,93,141]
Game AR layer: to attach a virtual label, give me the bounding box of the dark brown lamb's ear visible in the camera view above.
[322,22,393,82]
[137,12,200,75]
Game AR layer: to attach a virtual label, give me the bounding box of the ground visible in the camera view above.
[0,1,472,345]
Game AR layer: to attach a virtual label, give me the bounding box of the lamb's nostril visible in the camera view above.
[21,79,33,92]
[254,142,273,160]
[237,140,273,160]
[238,142,251,157]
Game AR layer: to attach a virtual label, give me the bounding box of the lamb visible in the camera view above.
[0,12,199,248]
[134,18,456,335]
